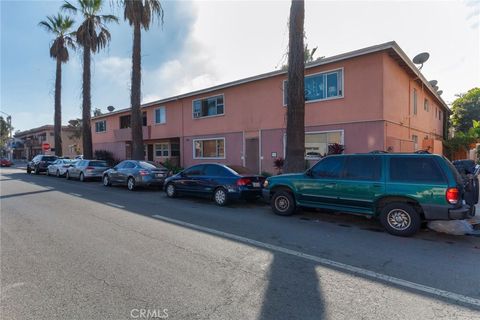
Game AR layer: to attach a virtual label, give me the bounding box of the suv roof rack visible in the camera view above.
[369,150,389,154]
[414,150,431,154]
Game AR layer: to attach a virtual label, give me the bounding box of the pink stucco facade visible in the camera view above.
[91,42,448,174]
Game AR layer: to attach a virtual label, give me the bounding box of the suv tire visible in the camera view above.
[34,166,40,175]
[27,167,31,174]
[380,202,421,237]
[79,172,85,182]
[271,190,296,216]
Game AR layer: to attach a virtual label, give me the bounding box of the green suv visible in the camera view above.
[263,153,477,236]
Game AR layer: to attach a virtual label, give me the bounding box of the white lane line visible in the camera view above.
[69,193,82,197]
[105,202,125,209]
[151,214,480,308]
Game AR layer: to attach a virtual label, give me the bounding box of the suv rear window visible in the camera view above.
[343,156,381,181]
[43,156,58,161]
[390,157,445,184]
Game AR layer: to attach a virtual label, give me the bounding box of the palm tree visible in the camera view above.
[39,14,76,157]
[62,0,118,159]
[284,0,305,173]
[122,0,164,160]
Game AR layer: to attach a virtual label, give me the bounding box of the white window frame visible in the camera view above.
[412,135,419,151]
[413,88,417,115]
[283,129,344,159]
[95,120,107,133]
[193,137,226,159]
[283,68,344,106]
[192,94,225,119]
[154,106,166,124]
[154,143,169,157]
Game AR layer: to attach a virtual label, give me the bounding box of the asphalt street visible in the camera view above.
[1,166,479,319]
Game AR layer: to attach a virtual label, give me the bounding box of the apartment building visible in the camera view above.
[13,125,82,159]
[91,41,448,174]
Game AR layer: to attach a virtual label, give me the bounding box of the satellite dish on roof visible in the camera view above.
[412,52,430,70]
[107,105,115,112]
[428,80,438,87]
[433,85,439,91]
[437,90,443,95]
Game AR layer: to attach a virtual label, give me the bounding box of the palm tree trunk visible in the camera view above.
[82,45,93,159]
[131,22,144,160]
[284,0,305,173]
[54,57,63,156]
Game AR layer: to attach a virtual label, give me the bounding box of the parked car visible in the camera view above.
[66,159,109,181]
[452,159,476,176]
[0,158,12,167]
[164,163,266,206]
[27,155,58,174]
[102,160,168,191]
[46,159,77,177]
[263,153,478,236]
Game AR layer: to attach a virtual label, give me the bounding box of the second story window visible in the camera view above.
[192,95,224,119]
[120,115,131,129]
[155,107,166,124]
[284,69,343,105]
[142,111,147,126]
[95,120,106,133]
[424,98,429,112]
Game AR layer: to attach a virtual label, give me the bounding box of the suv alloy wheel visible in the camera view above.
[380,202,421,236]
[271,190,296,216]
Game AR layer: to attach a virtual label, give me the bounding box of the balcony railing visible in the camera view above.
[113,126,151,141]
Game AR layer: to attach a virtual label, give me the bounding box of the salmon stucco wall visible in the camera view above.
[382,53,445,145]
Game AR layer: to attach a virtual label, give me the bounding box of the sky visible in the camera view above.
[1,0,479,132]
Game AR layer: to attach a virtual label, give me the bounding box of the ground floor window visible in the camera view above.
[304,131,343,158]
[194,138,225,159]
[155,143,169,157]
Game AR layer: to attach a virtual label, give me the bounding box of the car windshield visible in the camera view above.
[43,156,57,161]
[89,161,108,167]
[226,165,253,175]
[139,161,166,170]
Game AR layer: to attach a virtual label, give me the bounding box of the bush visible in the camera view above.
[261,171,272,177]
[161,158,183,174]
[328,143,344,155]
[94,149,120,167]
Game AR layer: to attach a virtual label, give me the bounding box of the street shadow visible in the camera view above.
[0,189,54,200]
[2,169,479,316]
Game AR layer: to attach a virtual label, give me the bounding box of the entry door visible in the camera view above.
[147,144,154,161]
[245,138,259,174]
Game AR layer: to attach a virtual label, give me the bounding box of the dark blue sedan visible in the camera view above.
[164,163,266,206]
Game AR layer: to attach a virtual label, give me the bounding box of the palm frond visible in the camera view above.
[38,20,55,33]
[62,1,78,14]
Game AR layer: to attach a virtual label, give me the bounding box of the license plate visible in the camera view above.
[252,182,260,188]
[155,173,164,178]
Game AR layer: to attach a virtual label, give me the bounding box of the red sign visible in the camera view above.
[42,143,51,151]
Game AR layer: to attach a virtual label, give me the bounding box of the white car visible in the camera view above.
[47,159,77,177]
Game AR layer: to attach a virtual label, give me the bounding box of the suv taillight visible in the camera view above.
[446,187,459,205]
[85,166,94,171]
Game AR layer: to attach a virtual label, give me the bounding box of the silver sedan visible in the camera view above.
[46,159,77,177]
[66,160,110,182]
